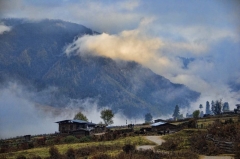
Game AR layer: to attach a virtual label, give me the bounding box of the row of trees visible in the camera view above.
[172,99,230,120]
[205,99,229,115]
[74,109,114,125]
[192,99,230,118]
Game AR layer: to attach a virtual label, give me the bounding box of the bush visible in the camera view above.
[122,144,135,154]
[45,139,55,146]
[49,146,62,159]
[75,147,91,157]
[29,155,42,159]
[0,154,7,159]
[160,136,183,151]
[79,136,91,142]
[53,136,62,144]
[66,148,75,159]
[234,128,240,159]
[34,137,46,146]
[16,155,27,159]
[190,131,220,155]
[64,136,78,143]
[92,153,111,159]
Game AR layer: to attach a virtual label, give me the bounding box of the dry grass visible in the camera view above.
[1,136,154,159]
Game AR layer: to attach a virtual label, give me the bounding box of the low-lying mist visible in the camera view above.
[0,82,142,139]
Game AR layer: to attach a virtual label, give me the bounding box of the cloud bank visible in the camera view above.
[0,82,136,139]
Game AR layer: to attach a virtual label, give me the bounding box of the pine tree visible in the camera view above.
[205,101,211,114]
[211,100,222,115]
[145,113,153,123]
[172,105,180,120]
[223,102,230,112]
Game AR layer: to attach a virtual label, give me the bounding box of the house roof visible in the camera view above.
[151,121,166,126]
[154,119,166,122]
[55,119,96,125]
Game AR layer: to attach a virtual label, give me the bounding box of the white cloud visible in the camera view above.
[0,23,11,34]
[119,0,140,11]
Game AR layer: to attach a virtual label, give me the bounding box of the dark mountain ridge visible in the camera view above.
[0,18,200,117]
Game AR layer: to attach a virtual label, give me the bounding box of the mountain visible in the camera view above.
[0,19,200,117]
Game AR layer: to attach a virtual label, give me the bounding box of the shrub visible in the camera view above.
[92,153,111,159]
[45,139,55,146]
[66,148,75,159]
[16,155,27,159]
[0,145,9,153]
[49,146,62,159]
[64,135,78,143]
[29,155,42,159]
[35,137,46,146]
[53,136,62,144]
[122,144,135,154]
[75,147,91,157]
[79,136,91,142]
[234,128,240,159]
[20,142,29,150]
[190,131,220,155]
[160,136,183,151]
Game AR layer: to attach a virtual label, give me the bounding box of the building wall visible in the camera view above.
[152,124,177,131]
[58,123,89,133]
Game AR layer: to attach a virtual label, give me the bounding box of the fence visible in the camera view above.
[206,134,234,153]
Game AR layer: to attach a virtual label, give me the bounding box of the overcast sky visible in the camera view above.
[0,0,240,126]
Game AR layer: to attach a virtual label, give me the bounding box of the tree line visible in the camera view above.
[172,99,231,120]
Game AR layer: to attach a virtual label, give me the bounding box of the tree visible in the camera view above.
[100,109,114,125]
[199,104,203,110]
[74,112,88,121]
[205,101,211,114]
[223,102,230,112]
[193,110,200,119]
[211,100,214,113]
[200,111,204,118]
[144,113,153,123]
[211,99,222,115]
[172,105,180,120]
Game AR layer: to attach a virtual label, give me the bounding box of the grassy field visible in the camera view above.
[155,129,203,151]
[1,136,155,159]
[196,116,238,128]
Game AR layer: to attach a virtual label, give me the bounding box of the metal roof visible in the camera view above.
[151,121,166,126]
[55,119,96,125]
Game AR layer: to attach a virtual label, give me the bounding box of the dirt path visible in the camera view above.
[200,155,234,159]
[136,136,164,151]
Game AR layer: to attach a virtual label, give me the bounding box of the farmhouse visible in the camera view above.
[154,119,166,123]
[56,120,96,135]
[151,121,177,132]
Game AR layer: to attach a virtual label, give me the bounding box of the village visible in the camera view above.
[1,104,240,158]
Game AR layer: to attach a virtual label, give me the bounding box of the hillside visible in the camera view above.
[0,19,200,117]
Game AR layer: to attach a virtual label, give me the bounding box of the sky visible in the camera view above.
[0,0,240,137]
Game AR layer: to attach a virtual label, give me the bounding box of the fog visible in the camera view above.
[0,82,140,139]
[0,23,11,34]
